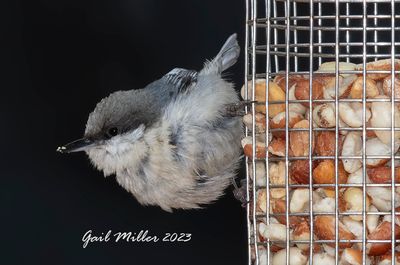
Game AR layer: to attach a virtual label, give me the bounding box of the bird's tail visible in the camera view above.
[203,33,240,74]
[216,33,240,72]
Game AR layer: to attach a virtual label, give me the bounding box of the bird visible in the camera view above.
[57,33,245,212]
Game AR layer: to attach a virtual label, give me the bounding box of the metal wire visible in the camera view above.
[390,2,396,265]
[284,1,291,263]
[264,0,272,263]
[361,2,367,265]
[250,0,259,263]
[334,2,340,265]
[307,1,315,264]
[244,0,252,264]
[245,0,400,264]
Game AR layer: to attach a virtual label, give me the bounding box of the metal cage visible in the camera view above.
[244,0,400,264]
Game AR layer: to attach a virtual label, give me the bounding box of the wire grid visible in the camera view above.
[244,0,400,264]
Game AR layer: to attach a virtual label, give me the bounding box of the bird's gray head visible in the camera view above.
[57,89,159,174]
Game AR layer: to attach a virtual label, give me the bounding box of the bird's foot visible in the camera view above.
[224,100,256,117]
[232,178,249,207]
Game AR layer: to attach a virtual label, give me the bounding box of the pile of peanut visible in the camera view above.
[242,59,400,265]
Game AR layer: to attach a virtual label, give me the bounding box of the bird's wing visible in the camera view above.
[163,68,198,93]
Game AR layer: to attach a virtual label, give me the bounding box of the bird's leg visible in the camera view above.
[224,100,256,117]
[232,178,249,207]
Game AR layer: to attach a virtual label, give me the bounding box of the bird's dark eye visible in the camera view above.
[106,127,118,138]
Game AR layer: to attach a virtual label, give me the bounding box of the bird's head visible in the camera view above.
[57,90,158,174]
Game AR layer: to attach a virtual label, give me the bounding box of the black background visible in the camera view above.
[2,1,247,264]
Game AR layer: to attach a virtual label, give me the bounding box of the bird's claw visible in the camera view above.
[232,178,249,207]
[224,100,257,117]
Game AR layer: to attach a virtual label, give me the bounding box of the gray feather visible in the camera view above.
[214,33,240,72]
[163,68,197,93]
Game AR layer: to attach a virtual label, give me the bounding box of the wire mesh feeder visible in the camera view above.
[242,0,400,264]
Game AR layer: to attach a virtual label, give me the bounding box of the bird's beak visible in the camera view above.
[57,138,95,153]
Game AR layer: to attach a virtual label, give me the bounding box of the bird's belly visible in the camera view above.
[114,118,242,211]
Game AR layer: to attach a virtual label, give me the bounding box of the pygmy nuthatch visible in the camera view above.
[58,34,244,211]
